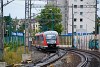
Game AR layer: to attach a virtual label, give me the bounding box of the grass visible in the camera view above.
[3,44,29,65]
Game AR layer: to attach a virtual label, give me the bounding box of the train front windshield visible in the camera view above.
[46,34,57,44]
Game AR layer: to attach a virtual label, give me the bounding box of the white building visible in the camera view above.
[48,0,96,34]
[68,0,96,34]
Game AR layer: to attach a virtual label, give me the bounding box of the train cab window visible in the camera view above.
[46,34,56,40]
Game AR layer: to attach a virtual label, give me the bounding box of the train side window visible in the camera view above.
[40,35,44,41]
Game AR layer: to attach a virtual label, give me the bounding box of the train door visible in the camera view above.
[39,35,44,47]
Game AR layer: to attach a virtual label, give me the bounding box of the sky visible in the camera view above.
[3,0,46,19]
[3,0,100,19]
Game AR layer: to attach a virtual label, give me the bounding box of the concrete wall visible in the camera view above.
[0,62,6,67]
[22,54,32,61]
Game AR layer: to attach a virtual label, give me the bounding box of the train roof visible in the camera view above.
[35,31,58,36]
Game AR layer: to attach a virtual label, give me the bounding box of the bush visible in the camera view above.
[3,46,29,65]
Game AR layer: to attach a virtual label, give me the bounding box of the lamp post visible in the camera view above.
[49,9,54,31]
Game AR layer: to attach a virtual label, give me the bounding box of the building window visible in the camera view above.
[65,7,67,10]
[80,25,83,28]
[80,5,83,8]
[74,25,77,28]
[80,0,83,1]
[74,0,77,2]
[65,14,67,17]
[74,5,77,8]
[74,12,77,15]
[80,12,83,15]
[80,18,83,22]
[74,18,77,22]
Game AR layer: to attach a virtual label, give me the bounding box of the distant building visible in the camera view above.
[68,0,96,34]
[13,19,40,33]
[31,21,40,33]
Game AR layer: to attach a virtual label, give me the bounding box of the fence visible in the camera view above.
[59,34,100,50]
[4,36,24,45]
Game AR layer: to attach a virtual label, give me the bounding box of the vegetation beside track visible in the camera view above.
[3,43,29,65]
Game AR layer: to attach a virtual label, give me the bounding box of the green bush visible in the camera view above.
[3,46,29,65]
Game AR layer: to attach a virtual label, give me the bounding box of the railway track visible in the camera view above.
[69,50,88,67]
[22,48,67,67]
[70,49,100,67]
[19,47,100,67]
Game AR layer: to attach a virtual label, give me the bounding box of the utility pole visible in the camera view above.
[95,0,97,49]
[0,0,4,60]
[52,12,54,31]
[95,0,97,36]
[25,0,29,53]
[29,0,32,51]
[72,4,74,48]
[25,0,32,52]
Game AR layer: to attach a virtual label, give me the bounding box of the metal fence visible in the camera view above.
[59,34,100,50]
[4,36,24,45]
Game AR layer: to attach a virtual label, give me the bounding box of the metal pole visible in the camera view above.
[52,13,54,30]
[72,4,74,48]
[86,24,87,50]
[24,0,27,53]
[29,0,31,50]
[99,26,100,51]
[0,0,3,60]
[95,0,97,49]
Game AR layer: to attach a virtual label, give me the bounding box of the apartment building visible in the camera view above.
[47,0,96,34]
[68,0,96,34]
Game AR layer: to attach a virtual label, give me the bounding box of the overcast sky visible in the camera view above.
[3,0,46,19]
[3,0,100,19]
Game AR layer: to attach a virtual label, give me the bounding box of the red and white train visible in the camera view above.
[33,31,59,50]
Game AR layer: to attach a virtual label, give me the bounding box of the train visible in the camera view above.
[33,31,59,50]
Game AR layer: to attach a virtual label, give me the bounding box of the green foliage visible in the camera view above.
[18,23,25,32]
[92,17,100,34]
[37,4,63,33]
[54,23,64,34]
[4,15,16,37]
[3,43,29,65]
[4,42,22,52]
[4,15,12,25]
[3,46,28,65]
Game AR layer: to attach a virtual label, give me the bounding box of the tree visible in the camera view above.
[54,23,64,34]
[18,23,25,32]
[37,4,63,34]
[4,15,12,36]
[4,15,12,25]
[4,15,17,37]
[92,17,100,34]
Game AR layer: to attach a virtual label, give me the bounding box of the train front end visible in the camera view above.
[44,31,59,49]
